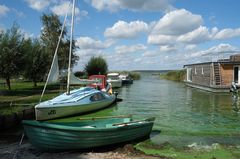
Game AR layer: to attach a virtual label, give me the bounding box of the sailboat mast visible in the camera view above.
[67,0,75,95]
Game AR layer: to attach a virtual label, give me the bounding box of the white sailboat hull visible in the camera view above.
[35,87,116,120]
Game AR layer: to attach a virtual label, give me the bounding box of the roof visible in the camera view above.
[183,62,213,67]
[107,73,120,76]
[183,61,240,67]
[184,54,240,67]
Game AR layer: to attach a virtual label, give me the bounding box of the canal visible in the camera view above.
[57,72,240,158]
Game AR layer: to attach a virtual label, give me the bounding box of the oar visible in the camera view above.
[112,117,155,126]
[78,115,132,120]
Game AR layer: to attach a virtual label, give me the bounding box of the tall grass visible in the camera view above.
[160,70,186,82]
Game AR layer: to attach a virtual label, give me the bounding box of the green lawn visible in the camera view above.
[0,80,65,115]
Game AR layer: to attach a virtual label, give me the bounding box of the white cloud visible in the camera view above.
[25,0,50,11]
[177,26,210,44]
[185,44,197,51]
[115,44,147,54]
[134,58,142,63]
[88,0,174,12]
[159,45,176,52]
[74,49,106,71]
[147,9,240,46]
[190,43,240,58]
[104,20,148,39]
[51,2,73,16]
[119,0,174,12]
[76,37,115,50]
[0,5,10,17]
[142,49,161,57]
[76,49,104,58]
[148,34,176,45]
[50,2,84,17]
[89,0,120,12]
[177,27,240,44]
[213,28,240,40]
[151,9,203,36]
[148,9,204,45]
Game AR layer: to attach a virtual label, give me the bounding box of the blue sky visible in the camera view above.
[1,0,240,71]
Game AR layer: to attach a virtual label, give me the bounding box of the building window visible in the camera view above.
[201,67,204,75]
[195,67,197,74]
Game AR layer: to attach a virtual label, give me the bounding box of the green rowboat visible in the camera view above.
[22,116,155,151]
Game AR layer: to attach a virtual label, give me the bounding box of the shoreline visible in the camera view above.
[0,137,163,159]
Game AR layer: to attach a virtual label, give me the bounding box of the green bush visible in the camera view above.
[129,72,141,80]
[160,70,186,82]
[84,56,108,76]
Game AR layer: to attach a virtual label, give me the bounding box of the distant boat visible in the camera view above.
[22,116,155,151]
[35,0,115,120]
[119,74,133,85]
[107,73,122,88]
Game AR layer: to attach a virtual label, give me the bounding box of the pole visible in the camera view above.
[67,0,75,95]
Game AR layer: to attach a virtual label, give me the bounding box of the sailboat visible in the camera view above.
[35,0,116,121]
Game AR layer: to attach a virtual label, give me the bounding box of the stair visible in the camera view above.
[213,63,221,85]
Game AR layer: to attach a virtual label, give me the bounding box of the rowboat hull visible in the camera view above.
[23,117,154,151]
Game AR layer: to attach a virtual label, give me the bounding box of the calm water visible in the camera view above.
[62,72,240,148]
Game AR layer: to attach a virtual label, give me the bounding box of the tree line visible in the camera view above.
[0,14,79,90]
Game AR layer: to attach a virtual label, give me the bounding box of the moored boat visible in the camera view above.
[107,73,122,88]
[22,116,155,151]
[35,0,116,120]
[35,87,116,120]
[119,74,133,85]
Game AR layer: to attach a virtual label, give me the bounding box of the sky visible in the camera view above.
[1,0,240,71]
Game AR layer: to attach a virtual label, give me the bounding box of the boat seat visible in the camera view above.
[80,125,96,128]
[106,124,113,128]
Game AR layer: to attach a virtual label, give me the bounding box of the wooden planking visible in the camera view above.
[187,63,234,87]
[190,63,212,86]
[220,64,233,85]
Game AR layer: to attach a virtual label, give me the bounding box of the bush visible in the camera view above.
[74,71,88,78]
[160,70,186,82]
[84,56,108,76]
[129,72,141,80]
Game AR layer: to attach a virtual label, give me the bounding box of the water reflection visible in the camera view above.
[231,93,240,113]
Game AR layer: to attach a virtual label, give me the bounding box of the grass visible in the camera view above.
[0,80,65,115]
[129,72,141,80]
[160,70,186,82]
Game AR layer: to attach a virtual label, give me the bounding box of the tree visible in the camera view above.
[84,56,108,76]
[0,23,24,90]
[40,13,79,70]
[22,39,49,86]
